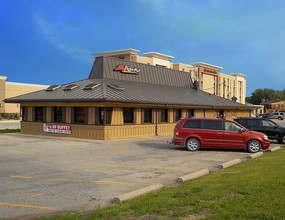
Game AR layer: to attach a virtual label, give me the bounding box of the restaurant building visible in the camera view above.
[5,51,253,140]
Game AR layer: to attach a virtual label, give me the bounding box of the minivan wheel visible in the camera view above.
[278,134,285,144]
[278,117,283,120]
[185,138,200,151]
[247,140,261,153]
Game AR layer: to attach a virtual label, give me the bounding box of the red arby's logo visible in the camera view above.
[114,65,140,74]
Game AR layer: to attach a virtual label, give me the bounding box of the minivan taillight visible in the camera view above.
[175,131,179,136]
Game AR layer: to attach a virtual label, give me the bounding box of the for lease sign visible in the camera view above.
[43,124,71,134]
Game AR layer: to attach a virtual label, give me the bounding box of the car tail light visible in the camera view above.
[175,131,179,136]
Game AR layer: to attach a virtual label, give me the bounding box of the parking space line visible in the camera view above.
[84,163,198,171]
[104,147,129,151]
[25,193,44,199]
[0,203,59,210]
[179,163,188,166]
[11,176,149,186]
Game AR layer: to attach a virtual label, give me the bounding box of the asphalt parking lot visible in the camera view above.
[0,119,284,219]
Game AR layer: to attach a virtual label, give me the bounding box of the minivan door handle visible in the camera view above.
[217,132,223,134]
[224,133,230,135]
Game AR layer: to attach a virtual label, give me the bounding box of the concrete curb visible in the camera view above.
[176,169,210,184]
[266,146,281,152]
[113,184,164,204]
[247,151,264,159]
[217,158,241,169]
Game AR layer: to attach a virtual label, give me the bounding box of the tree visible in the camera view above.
[247,88,284,105]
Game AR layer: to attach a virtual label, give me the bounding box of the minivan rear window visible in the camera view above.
[182,120,201,129]
[204,120,223,130]
[174,119,182,130]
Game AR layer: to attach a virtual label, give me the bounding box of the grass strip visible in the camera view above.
[37,149,285,220]
[0,129,20,134]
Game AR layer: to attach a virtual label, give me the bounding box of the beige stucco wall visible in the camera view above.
[4,82,48,114]
[0,76,7,113]
[136,56,152,65]
[172,63,193,72]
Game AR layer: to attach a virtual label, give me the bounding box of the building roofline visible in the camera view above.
[92,48,140,57]
[143,52,174,60]
[191,62,223,70]
[230,73,246,78]
[6,82,49,87]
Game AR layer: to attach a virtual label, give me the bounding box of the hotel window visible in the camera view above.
[34,107,45,122]
[123,108,135,124]
[98,107,112,125]
[160,109,168,123]
[72,107,87,124]
[174,109,182,122]
[21,107,28,122]
[142,108,152,123]
[51,107,65,123]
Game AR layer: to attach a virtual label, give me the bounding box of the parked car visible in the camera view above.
[262,113,270,119]
[234,117,285,144]
[172,118,270,153]
[268,112,285,120]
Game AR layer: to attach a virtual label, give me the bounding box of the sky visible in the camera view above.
[1,0,285,97]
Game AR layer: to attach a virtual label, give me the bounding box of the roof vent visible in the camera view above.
[46,85,60,91]
[193,80,199,90]
[63,84,78,91]
[107,83,124,91]
[232,96,237,102]
[84,83,100,90]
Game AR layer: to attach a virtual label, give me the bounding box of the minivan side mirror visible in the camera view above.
[239,128,245,133]
[274,125,278,129]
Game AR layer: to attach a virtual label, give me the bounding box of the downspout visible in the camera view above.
[155,108,158,136]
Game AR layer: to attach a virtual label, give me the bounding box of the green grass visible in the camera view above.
[38,149,285,220]
[0,129,20,134]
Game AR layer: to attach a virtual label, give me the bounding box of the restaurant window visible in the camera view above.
[143,108,152,123]
[123,108,134,124]
[52,107,65,123]
[21,106,28,122]
[98,107,112,125]
[174,109,182,122]
[188,109,195,117]
[73,107,87,124]
[34,107,45,122]
[160,109,168,123]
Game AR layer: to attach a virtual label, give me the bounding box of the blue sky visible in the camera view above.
[1,0,285,96]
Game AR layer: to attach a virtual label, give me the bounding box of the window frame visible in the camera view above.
[174,109,182,122]
[21,106,28,122]
[160,108,168,123]
[142,108,152,124]
[98,107,113,125]
[72,107,88,124]
[123,108,135,124]
[33,107,46,122]
[51,107,65,123]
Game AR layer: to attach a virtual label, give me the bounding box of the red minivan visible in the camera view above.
[172,118,270,153]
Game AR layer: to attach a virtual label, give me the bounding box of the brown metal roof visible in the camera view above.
[5,56,252,109]
[5,78,251,109]
[89,56,193,88]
